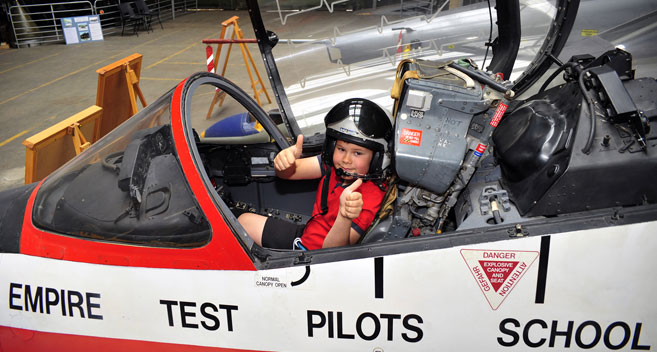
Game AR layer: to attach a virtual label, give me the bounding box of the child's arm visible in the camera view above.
[274,135,322,180]
[322,179,364,248]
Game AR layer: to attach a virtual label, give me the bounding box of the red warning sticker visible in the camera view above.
[461,249,539,310]
[479,260,519,292]
[400,128,422,146]
[489,102,508,128]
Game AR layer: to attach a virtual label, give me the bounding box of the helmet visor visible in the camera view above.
[325,99,392,140]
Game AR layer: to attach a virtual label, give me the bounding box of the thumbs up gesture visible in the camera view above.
[274,135,304,172]
[339,178,363,220]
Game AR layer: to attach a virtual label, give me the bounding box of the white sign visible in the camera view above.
[61,15,104,45]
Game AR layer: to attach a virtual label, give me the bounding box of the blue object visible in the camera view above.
[203,112,259,137]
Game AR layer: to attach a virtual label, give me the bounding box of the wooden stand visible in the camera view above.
[23,106,103,184]
[203,16,271,119]
[22,54,147,184]
[96,53,147,136]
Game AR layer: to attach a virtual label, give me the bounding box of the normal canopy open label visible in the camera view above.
[461,249,539,310]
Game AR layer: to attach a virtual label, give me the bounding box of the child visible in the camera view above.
[238,98,393,250]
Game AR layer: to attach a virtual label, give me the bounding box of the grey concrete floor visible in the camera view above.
[0,10,268,191]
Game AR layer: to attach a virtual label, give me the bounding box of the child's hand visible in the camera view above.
[339,178,363,220]
[274,135,304,172]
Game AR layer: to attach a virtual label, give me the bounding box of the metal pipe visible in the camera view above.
[51,4,58,40]
[202,38,257,44]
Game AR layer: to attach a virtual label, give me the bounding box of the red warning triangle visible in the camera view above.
[461,249,539,310]
[478,260,519,292]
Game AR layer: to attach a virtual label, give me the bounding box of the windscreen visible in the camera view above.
[257,0,557,137]
[32,89,212,248]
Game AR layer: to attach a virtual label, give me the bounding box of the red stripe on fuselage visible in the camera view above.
[0,326,264,352]
[19,78,255,271]
[168,78,255,270]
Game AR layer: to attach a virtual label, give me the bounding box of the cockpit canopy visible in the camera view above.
[252,0,576,141]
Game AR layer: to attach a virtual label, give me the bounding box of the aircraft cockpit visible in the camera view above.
[22,0,657,269]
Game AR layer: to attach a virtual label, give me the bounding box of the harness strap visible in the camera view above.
[320,164,331,215]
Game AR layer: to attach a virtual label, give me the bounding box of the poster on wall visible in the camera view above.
[61,15,104,45]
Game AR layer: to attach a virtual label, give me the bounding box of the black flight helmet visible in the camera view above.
[322,98,393,180]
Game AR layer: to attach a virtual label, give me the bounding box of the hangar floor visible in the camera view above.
[0,10,273,191]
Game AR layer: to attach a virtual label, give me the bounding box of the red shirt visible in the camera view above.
[300,163,386,250]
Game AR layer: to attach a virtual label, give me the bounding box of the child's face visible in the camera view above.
[333,140,373,178]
